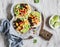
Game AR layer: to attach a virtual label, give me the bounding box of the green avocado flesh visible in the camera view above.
[50,15,60,28]
[20,24,30,34]
[34,0,39,3]
[31,11,41,21]
[13,4,29,19]
[53,22,60,28]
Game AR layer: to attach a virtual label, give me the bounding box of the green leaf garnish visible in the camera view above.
[33,39,37,43]
[34,0,39,3]
[19,5,23,9]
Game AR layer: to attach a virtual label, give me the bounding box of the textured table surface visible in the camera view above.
[0,0,60,47]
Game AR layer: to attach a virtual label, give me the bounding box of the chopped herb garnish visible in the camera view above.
[33,30,36,34]
[20,6,23,9]
[34,0,39,3]
[33,30,36,32]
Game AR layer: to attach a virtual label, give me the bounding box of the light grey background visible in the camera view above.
[0,0,60,47]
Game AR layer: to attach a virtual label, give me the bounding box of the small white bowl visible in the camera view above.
[49,15,60,30]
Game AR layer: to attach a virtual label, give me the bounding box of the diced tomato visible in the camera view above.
[19,22,22,24]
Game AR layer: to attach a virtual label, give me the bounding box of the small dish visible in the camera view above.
[11,2,31,19]
[13,18,30,34]
[49,15,60,30]
[28,11,41,28]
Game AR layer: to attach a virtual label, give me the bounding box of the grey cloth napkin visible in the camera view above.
[0,19,23,47]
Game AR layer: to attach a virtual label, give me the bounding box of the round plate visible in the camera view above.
[10,2,42,39]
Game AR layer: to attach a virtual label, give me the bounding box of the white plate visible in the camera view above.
[10,2,42,39]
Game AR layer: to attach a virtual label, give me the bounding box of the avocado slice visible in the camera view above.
[53,22,60,28]
[21,24,30,34]
[53,15,59,22]
[31,11,41,20]
[50,15,59,25]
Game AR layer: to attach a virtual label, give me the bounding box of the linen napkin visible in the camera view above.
[0,19,23,47]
